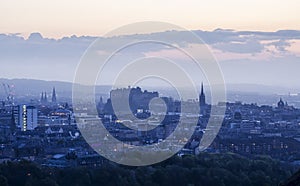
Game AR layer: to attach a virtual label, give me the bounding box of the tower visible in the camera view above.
[52,87,57,103]
[44,92,48,103]
[40,92,47,104]
[277,98,284,109]
[17,105,37,131]
[97,96,105,114]
[40,92,44,103]
[25,106,38,131]
[199,82,206,107]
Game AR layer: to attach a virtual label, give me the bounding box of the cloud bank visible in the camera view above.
[0,29,300,89]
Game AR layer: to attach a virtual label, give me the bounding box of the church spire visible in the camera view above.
[199,82,206,107]
[44,91,48,103]
[41,92,44,103]
[52,87,57,103]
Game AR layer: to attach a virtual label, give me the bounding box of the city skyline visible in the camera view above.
[1,1,300,184]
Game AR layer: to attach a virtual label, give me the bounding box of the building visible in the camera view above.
[40,92,48,104]
[52,87,57,103]
[16,105,38,131]
[277,98,285,109]
[199,83,207,115]
[97,96,105,114]
[106,86,159,115]
[199,82,206,107]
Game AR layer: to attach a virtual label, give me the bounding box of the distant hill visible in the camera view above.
[0,78,298,105]
[0,78,72,94]
[0,78,112,101]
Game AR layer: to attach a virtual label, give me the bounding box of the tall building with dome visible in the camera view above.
[277,98,285,109]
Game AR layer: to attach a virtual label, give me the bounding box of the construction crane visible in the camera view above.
[2,83,14,106]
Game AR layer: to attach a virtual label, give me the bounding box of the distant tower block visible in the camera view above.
[52,87,57,103]
[17,105,38,131]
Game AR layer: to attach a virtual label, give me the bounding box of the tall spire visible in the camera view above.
[98,96,105,111]
[52,87,57,103]
[44,91,48,103]
[41,92,44,103]
[199,82,206,107]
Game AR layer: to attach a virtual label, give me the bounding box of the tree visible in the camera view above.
[0,175,8,186]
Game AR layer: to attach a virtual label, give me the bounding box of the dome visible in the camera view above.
[277,98,284,108]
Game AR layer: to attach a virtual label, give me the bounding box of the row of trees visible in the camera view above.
[0,153,295,186]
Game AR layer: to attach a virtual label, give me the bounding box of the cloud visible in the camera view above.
[1,29,299,61]
[0,29,300,86]
[265,39,291,52]
[212,39,264,54]
[0,33,96,60]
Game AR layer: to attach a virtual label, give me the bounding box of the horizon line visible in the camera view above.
[2,28,300,40]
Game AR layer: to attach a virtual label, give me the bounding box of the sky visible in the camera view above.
[1,0,300,38]
[1,30,300,89]
[1,0,300,91]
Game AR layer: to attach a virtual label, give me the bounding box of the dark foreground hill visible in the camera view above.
[0,153,294,186]
[281,169,300,186]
